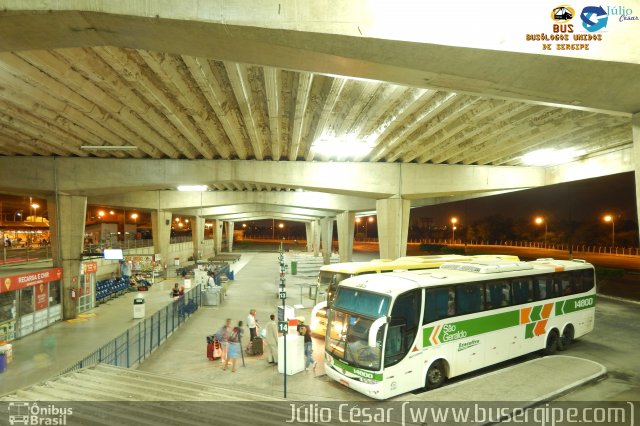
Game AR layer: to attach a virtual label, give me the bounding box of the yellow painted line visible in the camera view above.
[78,313,96,318]
[65,318,87,323]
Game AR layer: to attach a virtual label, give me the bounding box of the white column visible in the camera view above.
[633,113,640,246]
[191,216,205,261]
[376,196,410,260]
[320,217,335,264]
[215,219,224,255]
[226,221,235,252]
[336,211,355,262]
[313,220,321,257]
[47,195,87,320]
[305,222,313,252]
[151,210,172,269]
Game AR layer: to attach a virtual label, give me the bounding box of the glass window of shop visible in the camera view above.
[49,281,61,306]
[0,292,17,323]
[19,287,35,316]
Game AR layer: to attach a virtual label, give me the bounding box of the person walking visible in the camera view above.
[264,314,278,364]
[225,320,244,372]
[216,318,232,364]
[302,325,316,371]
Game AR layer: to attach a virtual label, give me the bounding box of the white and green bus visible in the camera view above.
[324,258,595,400]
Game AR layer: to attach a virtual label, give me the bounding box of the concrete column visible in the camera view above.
[313,220,321,257]
[336,211,355,262]
[226,221,235,252]
[376,197,410,260]
[47,195,87,320]
[305,222,313,252]
[191,216,205,261]
[633,113,640,246]
[320,217,335,264]
[215,219,224,254]
[151,210,172,269]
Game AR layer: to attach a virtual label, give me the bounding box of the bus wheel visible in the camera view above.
[425,360,446,390]
[543,330,559,356]
[558,325,574,351]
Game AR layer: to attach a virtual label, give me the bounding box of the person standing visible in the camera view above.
[264,314,278,364]
[302,326,316,371]
[247,309,258,341]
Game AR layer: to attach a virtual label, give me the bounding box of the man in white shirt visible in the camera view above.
[247,309,258,341]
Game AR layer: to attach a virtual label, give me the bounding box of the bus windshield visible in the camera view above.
[326,288,390,370]
[326,310,385,370]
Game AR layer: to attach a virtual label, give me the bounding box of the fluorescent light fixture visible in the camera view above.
[81,145,138,150]
[177,185,208,192]
[521,148,585,166]
[312,134,374,159]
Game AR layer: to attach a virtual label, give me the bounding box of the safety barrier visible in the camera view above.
[59,285,201,374]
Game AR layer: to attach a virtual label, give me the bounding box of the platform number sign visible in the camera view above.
[279,291,287,300]
[278,321,289,333]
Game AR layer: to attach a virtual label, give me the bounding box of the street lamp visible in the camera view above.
[278,223,284,239]
[534,216,547,245]
[450,217,458,242]
[31,203,39,222]
[603,215,615,247]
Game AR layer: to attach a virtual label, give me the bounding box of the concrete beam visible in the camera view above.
[545,147,635,185]
[173,204,335,218]
[0,4,638,114]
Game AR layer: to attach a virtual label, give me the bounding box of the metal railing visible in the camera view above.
[59,285,201,375]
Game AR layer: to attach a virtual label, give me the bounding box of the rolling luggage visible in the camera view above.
[250,336,264,356]
[206,335,222,360]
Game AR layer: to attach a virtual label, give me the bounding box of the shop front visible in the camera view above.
[79,261,97,313]
[0,267,63,342]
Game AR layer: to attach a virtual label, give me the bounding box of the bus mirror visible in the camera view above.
[368,316,387,347]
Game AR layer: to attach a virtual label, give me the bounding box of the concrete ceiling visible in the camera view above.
[0,5,637,222]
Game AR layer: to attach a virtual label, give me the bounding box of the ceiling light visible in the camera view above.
[80,145,138,150]
[177,185,208,192]
[521,148,585,166]
[312,135,374,160]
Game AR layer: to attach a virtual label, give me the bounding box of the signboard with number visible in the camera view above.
[278,321,289,333]
[279,291,287,299]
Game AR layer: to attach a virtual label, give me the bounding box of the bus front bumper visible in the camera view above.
[324,362,385,400]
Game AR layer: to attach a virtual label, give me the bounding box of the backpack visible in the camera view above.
[229,328,240,343]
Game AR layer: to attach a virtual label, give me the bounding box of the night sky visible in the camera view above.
[411,172,638,228]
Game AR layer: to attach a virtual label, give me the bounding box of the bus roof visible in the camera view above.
[337,259,594,298]
[318,254,520,275]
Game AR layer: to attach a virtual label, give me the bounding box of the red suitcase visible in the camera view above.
[206,336,222,360]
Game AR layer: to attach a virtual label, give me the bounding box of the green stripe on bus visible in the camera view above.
[555,295,595,315]
[332,357,383,381]
[422,294,594,347]
[525,322,535,339]
[530,305,542,322]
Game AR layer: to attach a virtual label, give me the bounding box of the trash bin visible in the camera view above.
[0,343,13,364]
[291,261,297,275]
[0,352,6,374]
[133,294,146,319]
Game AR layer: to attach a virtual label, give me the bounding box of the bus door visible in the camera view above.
[383,289,423,395]
[484,280,515,364]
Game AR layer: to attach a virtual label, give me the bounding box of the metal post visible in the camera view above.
[126,329,130,368]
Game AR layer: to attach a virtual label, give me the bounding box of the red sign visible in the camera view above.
[35,283,49,310]
[83,261,98,274]
[1,267,63,293]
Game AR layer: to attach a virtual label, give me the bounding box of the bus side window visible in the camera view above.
[571,269,594,293]
[534,275,553,300]
[556,273,574,296]
[485,280,510,309]
[424,287,453,324]
[512,278,534,304]
[456,284,483,315]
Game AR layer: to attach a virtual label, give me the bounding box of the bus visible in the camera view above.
[324,258,595,400]
[309,254,520,336]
